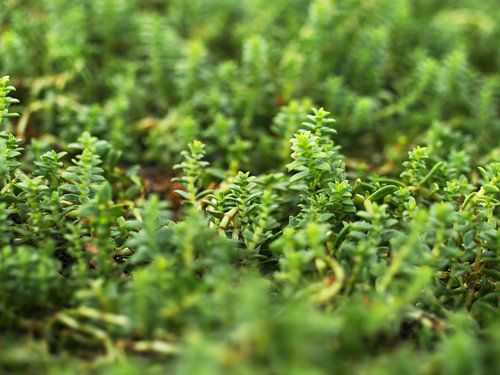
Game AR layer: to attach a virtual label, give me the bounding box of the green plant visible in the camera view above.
[1,1,500,374]
[0,75,19,126]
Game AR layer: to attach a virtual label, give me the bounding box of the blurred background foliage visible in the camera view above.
[1,0,499,172]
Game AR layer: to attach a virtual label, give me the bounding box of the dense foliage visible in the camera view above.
[1,0,499,373]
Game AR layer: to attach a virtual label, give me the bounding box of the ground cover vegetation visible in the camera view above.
[0,0,499,373]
